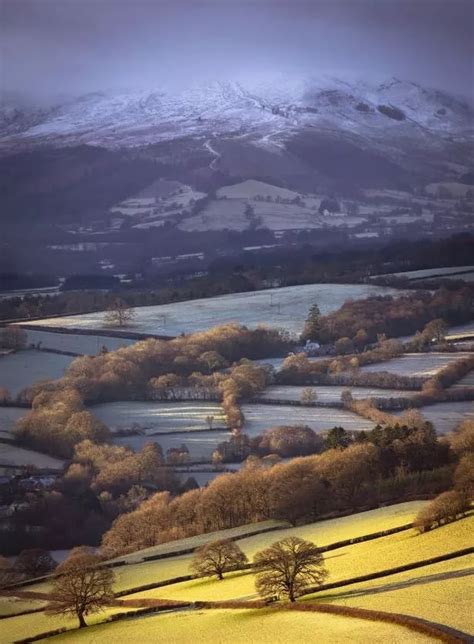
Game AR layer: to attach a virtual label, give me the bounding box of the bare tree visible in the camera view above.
[190,539,247,580]
[104,298,135,327]
[253,537,327,602]
[47,549,115,628]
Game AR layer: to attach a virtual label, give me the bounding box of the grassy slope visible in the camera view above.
[308,554,474,634]
[49,607,434,643]
[114,502,424,592]
[0,606,131,643]
[0,597,46,616]
[126,515,473,607]
[111,520,287,565]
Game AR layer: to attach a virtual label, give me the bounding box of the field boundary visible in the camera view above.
[305,546,474,595]
[16,323,174,341]
[13,599,471,644]
[116,522,416,598]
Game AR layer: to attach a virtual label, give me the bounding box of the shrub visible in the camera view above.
[414,490,469,533]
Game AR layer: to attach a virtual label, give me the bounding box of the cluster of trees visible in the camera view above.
[414,419,473,533]
[302,287,473,344]
[101,417,462,557]
[65,440,177,498]
[15,389,110,458]
[191,536,327,603]
[213,425,324,463]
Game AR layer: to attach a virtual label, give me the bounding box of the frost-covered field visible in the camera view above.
[21,283,406,337]
[93,401,227,460]
[92,401,225,433]
[360,352,472,378]
[451,370,474,387]
[0,442,64,469]
[397,401,474,434]
[387,265,474,280]
[445,321,474,340]
[179,199,366,232]
[241,404,374,436]
[259,385,417,403]
[0,407,27,439]
[22,328,136,355]
[216,180,300,200]
[0,350,73,396]
[113,429,229,460]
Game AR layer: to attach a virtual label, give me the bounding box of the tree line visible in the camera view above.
[101,419,473,557]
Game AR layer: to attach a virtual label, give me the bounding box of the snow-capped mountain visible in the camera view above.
[0,76,472,151]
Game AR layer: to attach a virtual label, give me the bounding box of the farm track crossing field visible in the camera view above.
[312,553,474,634]
[258,385,417,403]
[47,606,434,643]
[397,401,474,434]
[360,352,473,378]
[240,403,374,436]
[22,329,136,355]
[0,350,73,396]
[19,283,407,337]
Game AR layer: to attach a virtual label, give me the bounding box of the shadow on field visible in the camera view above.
[317,567,474,601]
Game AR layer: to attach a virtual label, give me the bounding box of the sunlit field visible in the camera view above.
[49,606,434,644]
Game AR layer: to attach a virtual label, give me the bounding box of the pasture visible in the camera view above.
[9,502,466,643]
[258,385,417,403]
[313,553,474,634]
[360,352,472,378]
[379,265,474,281]
[0,350,73,397]
[0,406,27,439]
[398,400,474,434]
[92,401,226,460]
[0,441,64,469]
[240,403,374,436]
[48,606,433,643]
[19,283,407,337]
[22,328,136,355]
[127,514,473,605]
[113,502,424,591]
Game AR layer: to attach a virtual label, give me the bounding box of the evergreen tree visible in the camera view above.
[302,303,321,341]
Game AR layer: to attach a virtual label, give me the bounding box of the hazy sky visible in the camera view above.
[1,0,473,103]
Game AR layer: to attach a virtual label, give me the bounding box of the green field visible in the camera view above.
[309,554,474,634]
[114,502,424,593]
[0,596,46,616]
[111,520,287,565]
[0,605,130,643]
[125,515,473,608]
[3,503,471,642]
[49,607,434,643]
